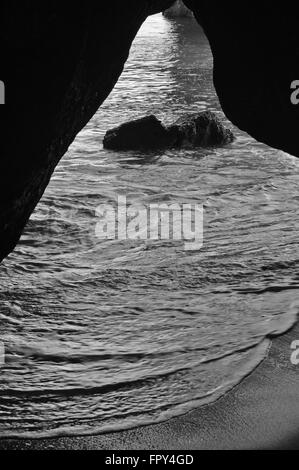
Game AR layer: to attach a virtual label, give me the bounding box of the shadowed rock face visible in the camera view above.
[184,1,299,157]
[1,1,299,261]
[0,0,174,261]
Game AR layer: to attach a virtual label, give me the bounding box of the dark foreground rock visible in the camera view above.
[184,0,299,157]
[0,0,174,262]
[103,111,234,150]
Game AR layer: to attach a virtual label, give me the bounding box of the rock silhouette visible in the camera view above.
[103,112,234,150]
[169,111,234,147]
[103,116,174,150]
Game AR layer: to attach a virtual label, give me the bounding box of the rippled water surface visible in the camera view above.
[1,14,299,437]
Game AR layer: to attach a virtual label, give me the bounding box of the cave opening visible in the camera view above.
[2,5,299,449]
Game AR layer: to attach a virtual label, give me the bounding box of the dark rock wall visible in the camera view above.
[184,1,299,157]
[0,1,173,261]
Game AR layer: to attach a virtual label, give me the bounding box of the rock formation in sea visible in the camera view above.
[168,112,234,148]
[104,116,173,150]
[1,1,299,261]
[163,0,193,18]
[103,112,234,150]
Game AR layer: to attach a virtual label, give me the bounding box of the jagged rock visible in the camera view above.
[103,111,234,150]
[103,115,174,150]
[168,111,234,147]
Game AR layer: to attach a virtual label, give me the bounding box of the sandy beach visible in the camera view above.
[1,318,299,450]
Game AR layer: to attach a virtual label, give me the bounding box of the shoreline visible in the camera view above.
[1,317,299,449]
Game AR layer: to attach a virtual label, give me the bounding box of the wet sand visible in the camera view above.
[1,320,299,450]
